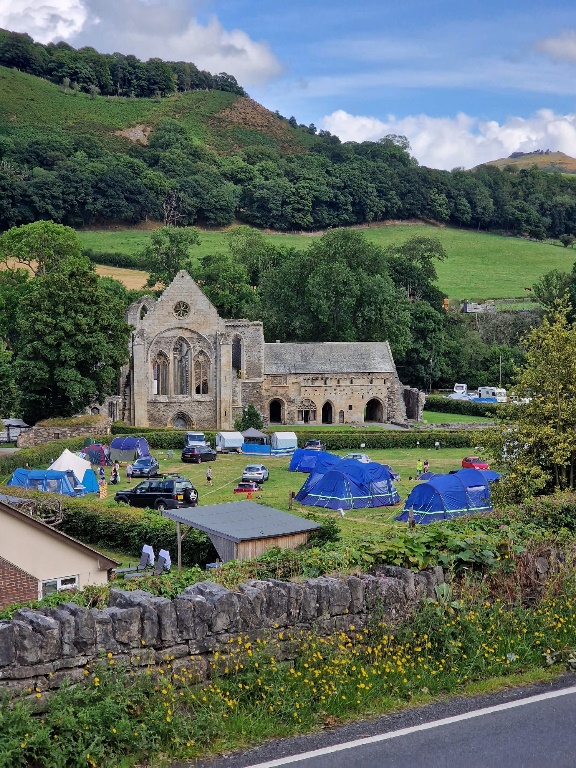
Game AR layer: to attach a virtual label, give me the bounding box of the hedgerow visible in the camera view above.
[83,248,146,269]
[424,395,503,418]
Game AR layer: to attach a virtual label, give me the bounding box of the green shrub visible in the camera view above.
[424,395,504,418]
[295,429,484,450]
[83,247,146,269]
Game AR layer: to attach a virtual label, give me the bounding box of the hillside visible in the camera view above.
[0,67,314,156]
[480,150,576,174]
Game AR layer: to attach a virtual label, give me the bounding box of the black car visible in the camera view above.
[130,455,160,478]
[114,475,198,511]
[181,444,217,463]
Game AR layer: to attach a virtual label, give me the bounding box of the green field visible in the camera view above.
[78,223,573,301]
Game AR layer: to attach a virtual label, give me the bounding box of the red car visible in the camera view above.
[233,481,261,494]
[462,456,490,470]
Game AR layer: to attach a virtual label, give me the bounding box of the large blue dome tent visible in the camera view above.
[395,468,500,524]
[289,449,339,473]
[7,469,81,496]
[295,459,401,510]
[109,436,151,462]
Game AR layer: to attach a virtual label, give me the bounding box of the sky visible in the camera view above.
[3,0,576,169]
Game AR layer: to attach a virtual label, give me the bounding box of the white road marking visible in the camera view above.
[245,684,576,767]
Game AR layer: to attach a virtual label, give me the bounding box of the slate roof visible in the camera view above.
[163,501,320,542]
[264,341,396,375]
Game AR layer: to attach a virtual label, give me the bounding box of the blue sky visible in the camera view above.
[4,0,576,168]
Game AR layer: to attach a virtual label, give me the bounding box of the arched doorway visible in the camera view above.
[172,412,190,429]
[365,398,385,422]
[269,399,283,423]
[322,401,333,424]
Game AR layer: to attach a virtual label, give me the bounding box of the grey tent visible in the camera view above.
[241,428,269,444]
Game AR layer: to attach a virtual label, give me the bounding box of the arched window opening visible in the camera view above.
[173,339,191,395]
[108,401,117,420]
[139,305,148,321]
[153,353,169,395]
[194,351,210,395]
[269,399,283,423]
[339,410,345,423]
[297,398,317,424]
[173,412,190,429]
[232,335,242,375]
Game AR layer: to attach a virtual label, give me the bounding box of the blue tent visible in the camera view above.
[295,460,401,510]
[7,468,81,496]
[289,449,339,473]
[395,468,500,524]
[109,436,151,462]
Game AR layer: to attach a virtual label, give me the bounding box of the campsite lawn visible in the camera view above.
[78,223,573,301]
[421,410,493,424]
[97,446,478,546]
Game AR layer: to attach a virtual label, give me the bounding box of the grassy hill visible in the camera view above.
[480,151,576,174]
[0,67,315,155]
[80,223,575,301]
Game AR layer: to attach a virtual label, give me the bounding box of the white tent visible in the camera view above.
[48,448,91,477]
[215,431,244,453]
[271,431,298,454]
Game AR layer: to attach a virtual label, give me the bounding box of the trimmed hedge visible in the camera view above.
[83,248,146,270]
[0,485,216,567]
[296,429,484,450]
[424,395,502,418]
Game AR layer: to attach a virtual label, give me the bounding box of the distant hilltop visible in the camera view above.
[479,151,576,174]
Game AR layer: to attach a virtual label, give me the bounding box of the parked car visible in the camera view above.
[181,444,217,463]
[342,453,371,464]
[304,439,325,451]
[130,456,160,478]
[114,475,198,511]
[462,456,490,470]
[241,464,269,483]
[234,481,261,494]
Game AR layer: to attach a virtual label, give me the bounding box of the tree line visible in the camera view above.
[0,29,246,98]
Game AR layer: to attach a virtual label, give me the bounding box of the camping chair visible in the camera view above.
[124,554,168,580]
[114,545,154,576]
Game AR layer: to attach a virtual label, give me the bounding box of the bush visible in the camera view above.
[295,429,484,451]
[83,248,146,269]
[424,396,503,418]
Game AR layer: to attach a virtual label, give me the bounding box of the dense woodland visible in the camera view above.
[1,34,576,235]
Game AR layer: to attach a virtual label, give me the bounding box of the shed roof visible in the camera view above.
[264,341,395,375]
[163,501,320,542]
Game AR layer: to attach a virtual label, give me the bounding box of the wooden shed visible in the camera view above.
[163,501,320,568]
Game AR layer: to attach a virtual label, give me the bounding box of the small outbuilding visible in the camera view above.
[162,500,320,567]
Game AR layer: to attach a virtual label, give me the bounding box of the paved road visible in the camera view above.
[182,675,576,768]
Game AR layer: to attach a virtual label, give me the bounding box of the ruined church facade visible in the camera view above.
[113,271,416,430]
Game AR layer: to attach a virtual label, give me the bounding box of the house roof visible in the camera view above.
[0,501,120,569]
[163,501,320,543]
[264,341,396,375]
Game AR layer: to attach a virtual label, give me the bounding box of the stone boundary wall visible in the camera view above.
[0,566,444,696]
[17,419,112,448]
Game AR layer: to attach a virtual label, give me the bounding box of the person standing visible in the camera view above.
[206,465,213,485]
[126,463,133,483]
[423,459,429,474]
[416,459,423,478]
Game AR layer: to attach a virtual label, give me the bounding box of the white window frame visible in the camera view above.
[40,575,79,598]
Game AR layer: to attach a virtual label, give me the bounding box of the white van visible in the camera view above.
[184,431,208,447]
[477,387,507,403]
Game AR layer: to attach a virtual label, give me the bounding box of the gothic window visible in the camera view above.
[194,351,210,395]
[173,339,191,395]
[297,398,317,423]
[232,335,242,375]
[153,353,169,395]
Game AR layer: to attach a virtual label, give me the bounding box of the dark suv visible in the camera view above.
[181,444,217,463]
[114,475,198,511]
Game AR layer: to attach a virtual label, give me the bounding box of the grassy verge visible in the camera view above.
[421,411,493,424]
[3,582,576,767]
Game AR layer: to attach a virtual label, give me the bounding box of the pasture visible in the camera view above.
[79,223,574,301]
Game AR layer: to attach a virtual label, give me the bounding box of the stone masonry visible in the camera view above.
[0,567,444,696]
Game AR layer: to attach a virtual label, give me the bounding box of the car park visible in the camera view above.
[241,464,269,483]
[304,439,325,451]
[130,456,160,478]
[114,475,198,511]
[181,444,217,463]
[234,481,260,494]
[342,453,371,463]
[462,456,490,470]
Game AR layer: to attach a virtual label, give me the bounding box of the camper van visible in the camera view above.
[476,387,507,403]
[184,431,208,447]
[453,383,468,396]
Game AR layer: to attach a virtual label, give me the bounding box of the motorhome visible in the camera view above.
[476,387,507,403]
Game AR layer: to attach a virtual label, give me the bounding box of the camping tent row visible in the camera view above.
[7,449,100,496]
[295,454,400,510]
[395,468,500,524]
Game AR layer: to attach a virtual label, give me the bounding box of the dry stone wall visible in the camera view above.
[0,567,444,696]
[17,419,112,448]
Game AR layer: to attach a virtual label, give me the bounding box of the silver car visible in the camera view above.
[241,464,269,483]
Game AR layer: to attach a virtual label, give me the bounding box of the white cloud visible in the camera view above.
[0,0,89,42]
[0,0,282,87]
[321,109,576,170]
[535,30,576,64]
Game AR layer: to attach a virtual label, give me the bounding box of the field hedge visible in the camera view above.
[424,395,502,418]
[0,485,216,567]
[83,248,146,270]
